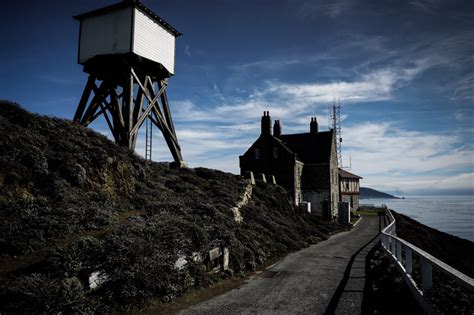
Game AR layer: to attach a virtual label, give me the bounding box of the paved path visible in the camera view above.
[181,215,381,315]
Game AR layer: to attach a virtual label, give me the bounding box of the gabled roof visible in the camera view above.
[273,136,296,156]
[279,130,334,164]
[338,168,363,179]
[73,0,182,37]
[240,134,294,158]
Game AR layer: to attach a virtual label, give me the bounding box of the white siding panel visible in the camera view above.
[133,9,175,74]
[79,7,132,64]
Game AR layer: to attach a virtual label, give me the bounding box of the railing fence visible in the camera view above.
[379,205,474,314]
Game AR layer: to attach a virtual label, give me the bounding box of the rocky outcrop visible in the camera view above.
[231,184,252,223]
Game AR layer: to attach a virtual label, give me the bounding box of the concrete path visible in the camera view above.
[181,215,381,315]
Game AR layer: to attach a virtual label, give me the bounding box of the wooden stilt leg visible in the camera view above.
[74,68,185,165]
[158,81,176,135]
[127,72,134,149]
[74,75,96,123]
[80,81,108,125]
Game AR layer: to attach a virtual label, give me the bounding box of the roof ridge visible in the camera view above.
[73,0,182,37]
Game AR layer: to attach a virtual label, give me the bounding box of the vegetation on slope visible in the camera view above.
[0,101,347,313]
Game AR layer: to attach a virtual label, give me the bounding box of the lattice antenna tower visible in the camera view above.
[330,98,346,169]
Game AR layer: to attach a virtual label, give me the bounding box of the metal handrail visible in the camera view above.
[379,205,474,313]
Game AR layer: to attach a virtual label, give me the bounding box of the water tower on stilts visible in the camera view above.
[73,0,185,168]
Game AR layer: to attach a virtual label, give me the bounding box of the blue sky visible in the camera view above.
[1,0,473,195]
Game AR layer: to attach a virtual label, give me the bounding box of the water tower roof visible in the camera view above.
[73,0,182,37]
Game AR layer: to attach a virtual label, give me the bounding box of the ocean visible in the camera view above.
[360,195,474,242]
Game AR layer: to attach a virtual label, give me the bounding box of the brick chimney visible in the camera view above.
[273,120,281,138]
[261,111,272,135]
[310,116,318,135]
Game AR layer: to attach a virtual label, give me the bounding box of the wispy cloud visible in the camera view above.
[409,0,440,14]
[293,0,356,18]
[229,53,335,72]
[174,63,425,124]
[184,44,192,57]
[452,74,474,101]
[38,75,78,86]
[362,172,474,195]
[348,30,474,104]
[260,69,398,103]
[344,122,473,192]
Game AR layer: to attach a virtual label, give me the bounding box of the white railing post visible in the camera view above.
[380,204,474,314]
[396,242,402,262]
[405,247,413,274]
[421,257,433,293]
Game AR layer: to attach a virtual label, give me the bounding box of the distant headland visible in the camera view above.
[360,187,401,199]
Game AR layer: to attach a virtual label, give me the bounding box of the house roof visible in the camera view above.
[273,136,296,156]
[338,168,363,179]
[279,130,334,164]
[73,0,182,37]
[240,134,295,159]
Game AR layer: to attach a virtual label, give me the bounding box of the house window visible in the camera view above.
[273,147,278,158]
[255,148,260,160]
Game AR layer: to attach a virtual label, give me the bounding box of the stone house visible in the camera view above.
[239,111,339,217]
[338,169,362,211]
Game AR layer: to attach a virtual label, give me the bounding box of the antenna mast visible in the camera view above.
[330,98,347,169]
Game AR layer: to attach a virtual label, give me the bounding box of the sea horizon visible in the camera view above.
[361,195,474,242]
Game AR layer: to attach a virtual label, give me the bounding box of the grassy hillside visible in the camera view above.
[0,101,347,313]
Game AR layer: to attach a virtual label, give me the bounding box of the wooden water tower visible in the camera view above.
[73,0,185,167]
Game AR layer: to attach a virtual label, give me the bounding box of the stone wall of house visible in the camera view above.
[329,133,339,217]
[271,165,297,203]
[340,194,360,211]
[341,195,352,210]
[302,164,328,189]
[301,164,329,215]
[303,189,330,216]
[352,194,360,210]
[294,161,304,205]
[302,158,340,218]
